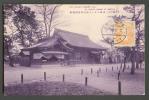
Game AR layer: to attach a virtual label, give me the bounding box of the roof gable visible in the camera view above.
[54,28,106,50]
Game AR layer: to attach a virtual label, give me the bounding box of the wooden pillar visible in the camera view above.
[62,74,65,82]
[85,77,88,86]
[118,80,122,95]
[44,72,46,81]
[21,73,23,84]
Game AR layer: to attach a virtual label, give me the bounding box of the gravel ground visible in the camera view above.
[4,63,145,95]
[4,81,112,96]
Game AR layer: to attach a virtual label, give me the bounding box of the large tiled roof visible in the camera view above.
[22,37,57,50]
[22,28,106,50]
[54,28,106,50]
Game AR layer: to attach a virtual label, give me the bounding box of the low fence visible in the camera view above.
[6,65,126,95]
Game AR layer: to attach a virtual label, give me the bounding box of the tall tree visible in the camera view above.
[12,5,38,47]
[4,4,39,66]
[35,4,61,37]
[4,4,19,67]
[4,4,39,47]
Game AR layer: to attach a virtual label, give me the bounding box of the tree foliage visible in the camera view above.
[12,5,38,46]
[4,4,39,66]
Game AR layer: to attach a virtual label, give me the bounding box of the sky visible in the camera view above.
[56,4,127,48]
[24,4,128,48]
[8,4,144,48]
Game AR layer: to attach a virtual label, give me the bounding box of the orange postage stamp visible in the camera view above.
[113,20,135,47]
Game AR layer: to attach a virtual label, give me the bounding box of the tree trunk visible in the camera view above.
[136,62,139,69]
[44,16,48,36]
[135,50,139,69]
[20,34,25,46]
[43,5,48,36]
[5,42,14,67]
[140,62,142,69]
[131,60,135,74]
[122,56,126,72]
[9,56,14,67]
[18,28,25,46]
[48,6,57,37]
[131,47,135,74]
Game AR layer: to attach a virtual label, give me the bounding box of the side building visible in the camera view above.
[19,29,107,66]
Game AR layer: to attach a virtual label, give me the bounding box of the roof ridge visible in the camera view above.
[54,28,89,38]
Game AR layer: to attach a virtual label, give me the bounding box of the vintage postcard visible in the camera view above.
[4,4,145,96]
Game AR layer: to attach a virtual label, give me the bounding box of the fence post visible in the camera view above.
[97,70,99,77]
[44,72,46,81]
[21,73,23,84]
[120,63,123,69]
[118,80,122,95]
[91,68,93,74]
[99,68,101,72]
[117,66,118,70]
[118,71,120,80]
[63,74,65,82]
[112,66,113,71]
[85,77,88,86]
[81,69,83,75]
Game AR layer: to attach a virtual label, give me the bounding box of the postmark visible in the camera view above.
[101,20,135,47]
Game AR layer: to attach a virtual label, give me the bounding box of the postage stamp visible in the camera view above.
[113,20,136,47]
